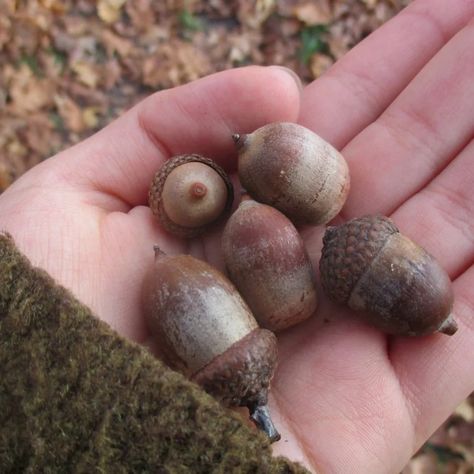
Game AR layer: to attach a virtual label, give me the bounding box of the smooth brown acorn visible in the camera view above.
[319,215,457,336]
[142,247,280,442]
[222,198,318,331]
[233,122,350,226]
[148,154,234,238]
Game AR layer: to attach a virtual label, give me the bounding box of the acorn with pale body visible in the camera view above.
[148,154,234,238]
[233,122,350,226]
[319,215,457,336]
[222,198,318,331]
[142,247,280,441]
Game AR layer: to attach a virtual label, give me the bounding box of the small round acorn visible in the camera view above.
[222,197,318,331]
[148,154,234,238]
[319,215,457,337]
[142,247,280,442]
[233,122,350,226]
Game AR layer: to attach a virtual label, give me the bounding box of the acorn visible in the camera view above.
[233,122,350,226]
[148,154,234,238]
[222,198,318,331]
[319,215,457,337]
[142,247,280,441]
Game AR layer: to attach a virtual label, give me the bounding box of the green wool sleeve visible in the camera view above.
[0,233,309,473]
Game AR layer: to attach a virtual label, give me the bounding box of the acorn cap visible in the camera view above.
[320,215,398,304]
[320,215,456,336]
[148,154,234,238]
[192,328,280,442]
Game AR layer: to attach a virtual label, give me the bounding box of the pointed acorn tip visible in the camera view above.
[153,245,166,259]
[438,314,458,336]
[232,133,247,151]
[249,404,281,443]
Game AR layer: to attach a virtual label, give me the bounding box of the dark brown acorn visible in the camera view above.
[148,154,234,238]
[319,215,457,337]
[142,247,280,441]
[222,198,318,331]
[233,122,350,226]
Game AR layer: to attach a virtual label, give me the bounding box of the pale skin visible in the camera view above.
[1,0,473,471]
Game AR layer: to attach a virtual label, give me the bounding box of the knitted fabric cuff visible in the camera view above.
[0,233,308,473]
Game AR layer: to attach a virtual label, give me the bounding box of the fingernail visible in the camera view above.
[269,66,303,93]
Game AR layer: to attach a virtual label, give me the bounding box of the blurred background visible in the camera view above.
[0,1,473,472]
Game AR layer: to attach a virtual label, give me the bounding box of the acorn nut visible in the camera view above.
[319,215,457,337]
[233,122,350,225]
[148,154,234,238]
[142,247,280,441]
[222,198,318,331]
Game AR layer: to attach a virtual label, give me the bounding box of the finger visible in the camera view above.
[53,66,301,208]
[299,0,474,149]
[385,140,474,450]
[342,22,474,218]
[389,268,474,451]
[391,138,474,279]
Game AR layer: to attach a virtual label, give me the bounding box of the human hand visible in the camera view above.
[271,0,474,472]
[0,1,473,473]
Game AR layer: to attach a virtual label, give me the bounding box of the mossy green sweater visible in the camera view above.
[0,233,309,473]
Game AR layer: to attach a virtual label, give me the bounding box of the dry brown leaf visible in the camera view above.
[97,0,127,24]
[294,1,333,25]
[362,0,378,9]
[328,23,351,59]
[40,0,67,13]
[238,0,276,28]
[0,163,12,192]
[0,15,11,49]
[7,138,28,158]
[54,95,84,133]
[401,453,438,474]
[101,30,133,58]
[82,107,101,129]
[71,61,100,88]
[455,399,474,422]
[8,65,55,114]
[309,52,333,78]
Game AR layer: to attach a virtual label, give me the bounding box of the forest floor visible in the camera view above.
[1,1,473,472]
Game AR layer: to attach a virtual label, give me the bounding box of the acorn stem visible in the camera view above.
[249,404,281,443]
[438,314,458,335]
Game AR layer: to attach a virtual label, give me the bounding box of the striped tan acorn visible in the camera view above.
[233,122,350,225]
[148,154,234,238]
[319,215,457,337]
[142,247,280,441]
[222,198,318,331]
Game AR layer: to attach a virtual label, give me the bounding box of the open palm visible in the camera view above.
[1,1,473,472]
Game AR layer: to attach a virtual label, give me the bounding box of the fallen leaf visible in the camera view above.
[101,30,133,58]
[54,95,84,133]
[40,0,67,13]
[309,52,333,78]
[455,399,474,422]
[82,107,101,129]
[294,1,332,25]
[97,0,127,24]
[8,65,55,114]
[401,452,438,474]
[0,163,12,192]
[71,61,100,88]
